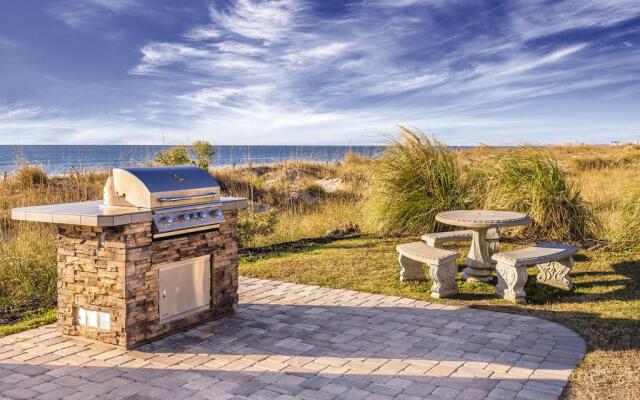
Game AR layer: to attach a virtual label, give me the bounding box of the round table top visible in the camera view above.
[436,210,531,228]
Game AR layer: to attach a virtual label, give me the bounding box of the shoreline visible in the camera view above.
[0,144,386,175]
[3,158,369,178]
[2,141,636,176]
[2,142,628,175]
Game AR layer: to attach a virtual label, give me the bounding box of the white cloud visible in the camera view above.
[88,0,140,12]
[178,85,273,110]
[131,43,214,75]
[183,25,221,41]
[49,1,103,29]
[215,42,266,55]
[49,0,154,29]
[366,0,457,8]
[284,43,349,63]
[488,44,588,77]
[209,0,301,43]
[0,105,42,122]
[511,0,640,40]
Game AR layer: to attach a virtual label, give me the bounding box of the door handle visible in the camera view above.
[157,192,216,202]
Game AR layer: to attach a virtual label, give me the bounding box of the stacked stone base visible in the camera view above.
[57,210,239,348]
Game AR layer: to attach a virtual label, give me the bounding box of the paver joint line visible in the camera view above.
[0,277,585,400]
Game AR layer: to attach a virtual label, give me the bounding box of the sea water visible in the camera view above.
[0,145,384,174]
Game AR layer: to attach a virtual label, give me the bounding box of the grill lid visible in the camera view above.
[106,166,221,209]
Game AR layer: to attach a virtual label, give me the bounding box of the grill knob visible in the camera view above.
[209,209,222,218]
[177,214,188,223]
[159,216,173,225]
[196,211,206,220]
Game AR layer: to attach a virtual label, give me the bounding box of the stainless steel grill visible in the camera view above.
[103,166,224,238]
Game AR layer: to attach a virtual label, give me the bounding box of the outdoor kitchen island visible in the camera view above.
[11,167,248,349]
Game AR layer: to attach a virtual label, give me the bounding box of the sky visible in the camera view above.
[0,0,639,145]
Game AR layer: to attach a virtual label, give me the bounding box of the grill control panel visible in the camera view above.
[152,204,225,236]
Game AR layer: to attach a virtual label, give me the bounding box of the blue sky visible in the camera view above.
[0,0,639,145]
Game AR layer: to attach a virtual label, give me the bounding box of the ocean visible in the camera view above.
[0,145,385,174]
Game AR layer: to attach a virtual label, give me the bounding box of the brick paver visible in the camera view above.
[0,277,585,399]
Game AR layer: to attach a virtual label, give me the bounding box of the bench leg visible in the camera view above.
[536,257,574,290]
[398,254,426,282]
[488,239,500,257]
[488,228,500,261]
[428,260,458,299]
[495,262,528,304]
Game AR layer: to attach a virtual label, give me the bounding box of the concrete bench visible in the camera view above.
[492,243,577,303]
[421,228,501,255]
[396,242,459,299]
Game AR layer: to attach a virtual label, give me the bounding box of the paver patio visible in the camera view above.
[0,277,585,400]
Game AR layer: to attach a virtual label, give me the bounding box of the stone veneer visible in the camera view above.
[56,210,239,349]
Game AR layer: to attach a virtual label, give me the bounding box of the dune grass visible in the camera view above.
[362,131,601,243]
[609,186,640,253]
[0,226,57,323]
[365,127,466,236]
[477,147,599,242]
[0,166,105,324]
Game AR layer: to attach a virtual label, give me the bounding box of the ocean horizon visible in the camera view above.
[0,144,386,174]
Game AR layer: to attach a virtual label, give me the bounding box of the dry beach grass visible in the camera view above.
[0,167,106,327]
[0,143,639,399]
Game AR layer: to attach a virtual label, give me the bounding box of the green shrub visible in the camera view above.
[609,187,640,252]
[365,127,466,236]
[238,208,279,246]
[13,165,48,187]
[154,140,216,170]
[191,140,216,170]
[154,146,191,166]
[480,147,598,242]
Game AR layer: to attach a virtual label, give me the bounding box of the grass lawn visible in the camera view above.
[0,309,56,337]
[240,235,640,400]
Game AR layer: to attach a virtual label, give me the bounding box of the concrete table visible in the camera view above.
[436,210,531,282]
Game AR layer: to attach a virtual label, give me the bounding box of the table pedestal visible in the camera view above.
[462,228,493,282]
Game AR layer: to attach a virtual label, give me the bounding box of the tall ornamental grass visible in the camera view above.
[0,226,57,323]
[365,127,466,236]
[0,166,105,324]
[478,147,598,242]
[609,187,640,252]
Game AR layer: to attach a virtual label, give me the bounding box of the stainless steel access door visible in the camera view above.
[158,255,211,323]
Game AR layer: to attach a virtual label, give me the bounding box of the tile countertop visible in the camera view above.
[11,197,249,227]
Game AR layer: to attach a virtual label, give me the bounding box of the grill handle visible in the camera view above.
[157,192,217,202]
